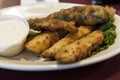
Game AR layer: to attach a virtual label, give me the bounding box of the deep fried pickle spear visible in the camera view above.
[42,26,93,58]
[80,5,115,25]
[55,30,104,63]
[47,6,85,26]
[48,5,115,26]
[28,18,77,33]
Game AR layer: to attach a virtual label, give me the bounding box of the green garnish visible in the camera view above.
[91,18,116,56]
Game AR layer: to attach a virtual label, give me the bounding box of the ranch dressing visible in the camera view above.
[0,19,29,57]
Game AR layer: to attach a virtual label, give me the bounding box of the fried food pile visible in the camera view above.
[25,5,115,63]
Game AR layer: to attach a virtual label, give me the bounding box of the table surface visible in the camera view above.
[0,0,120,80]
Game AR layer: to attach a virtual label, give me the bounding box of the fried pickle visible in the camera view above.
[55,30,104,63]
[28,18,77,33]
[47,6,86,26]
[42,26,93,58]
[48,5,115,26]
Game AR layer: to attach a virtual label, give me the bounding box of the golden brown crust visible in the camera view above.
[42,26,93,58]
[55,30,104,63]
[25,32,59,54]
[47,6,86,26]
[28,18,77,33]
[47,5,115,26]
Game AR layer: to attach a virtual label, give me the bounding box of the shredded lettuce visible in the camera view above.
[27,29,41,40]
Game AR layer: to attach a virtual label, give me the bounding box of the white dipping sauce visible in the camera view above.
[0,19,29,57]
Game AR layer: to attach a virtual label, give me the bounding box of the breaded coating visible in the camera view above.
[25,32,59,54]
[47,6,86,26]
[42,26,93,58]
[104,6,116,18]
[48,5,115,26]
[55,30,104,63]
[28,18,77,33]
[80,5,115,25]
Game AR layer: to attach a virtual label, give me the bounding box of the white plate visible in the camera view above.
[0,2,120,71]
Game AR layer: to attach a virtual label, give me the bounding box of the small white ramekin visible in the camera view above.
[0,15,29,57]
